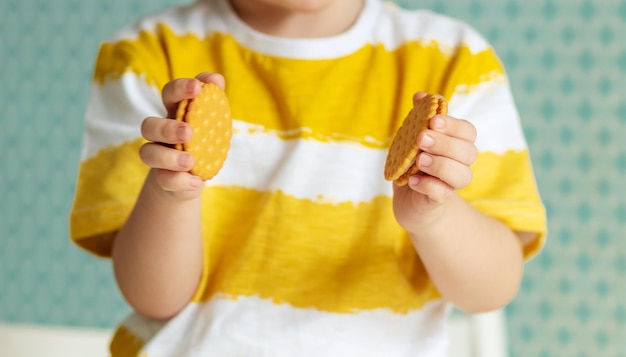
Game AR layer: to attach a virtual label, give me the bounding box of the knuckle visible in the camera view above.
[139,143,159,168]
[179,78,192,94]
[162,80,176,100]
[140,117,152,138]
[457,168,473,189]
[160,120,171,141]
[428,179,453,203]
[429,131,446,151]
[439,186,454,202]
[465,120,478,141]
[470,147,478,163]
[138,143,151,161]
[465,145,478,165]
[161,119,182,144]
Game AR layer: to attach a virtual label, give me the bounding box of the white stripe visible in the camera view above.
[81,76,163,160]
[82,75,528,203]
[450,80,528,153]
[108,1,228,43]
[106,0,490,60]
[211,125,393,203]
[82,74,527,160]
[122,296,449,357]
[82,75,395,203]
[211,80,529,202]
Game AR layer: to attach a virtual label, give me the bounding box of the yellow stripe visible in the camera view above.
[69,137,148,256]
[70,138,545,312]
[109,325,146,357]
[195,187,439,313]
[188,150,544,313]
[460,150,547,259]
[92,24,505,149]
[94,28,171,90]
[460,150,542,203]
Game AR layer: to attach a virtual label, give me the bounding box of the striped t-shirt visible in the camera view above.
[70,0,547,356]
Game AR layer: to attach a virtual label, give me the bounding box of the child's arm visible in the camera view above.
[112,73,223,320]
[393,93,530,313]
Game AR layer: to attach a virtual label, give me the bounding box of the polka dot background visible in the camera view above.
[1,0,625,355]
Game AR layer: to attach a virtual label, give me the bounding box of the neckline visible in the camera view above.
[215,0,382,59]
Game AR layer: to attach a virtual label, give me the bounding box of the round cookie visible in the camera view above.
[384,94,448,186]
[175,83,232,181]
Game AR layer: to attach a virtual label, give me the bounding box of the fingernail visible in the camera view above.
[189,176,203,189]
[433,116,445,129]
[176,124,188,141]
[186,79,197,94]
[409,176,420,186]
[178,153,192,168]
[421,134,435,148]
[419,153,433,167]
[197,72,210,80]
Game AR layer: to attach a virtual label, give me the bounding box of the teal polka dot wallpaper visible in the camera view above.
[1,0,625,356]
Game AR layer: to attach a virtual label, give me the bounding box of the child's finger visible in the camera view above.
[139,142,195,172]
[412,91,429,104]
[429,115,477,143]
[154,169,204,192]
[415,152,473,190]
[162,73,226,118]
[406,174,454,204]
[162,78,203,118]
[141,116,192,145]
[195,72,225,90]
[418,129,477,166]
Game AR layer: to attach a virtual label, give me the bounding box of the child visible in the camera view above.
[70,0,546,355]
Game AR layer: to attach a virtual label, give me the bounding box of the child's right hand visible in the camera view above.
[138,72,226,200]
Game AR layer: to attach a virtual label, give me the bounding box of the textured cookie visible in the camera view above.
[175,83,232,181]
[384,94,448,186]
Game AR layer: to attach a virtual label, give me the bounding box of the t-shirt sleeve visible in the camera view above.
[69,29,171,257]
[440,41,547,260]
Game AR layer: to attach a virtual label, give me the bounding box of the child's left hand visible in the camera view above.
[392,92,478,234]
